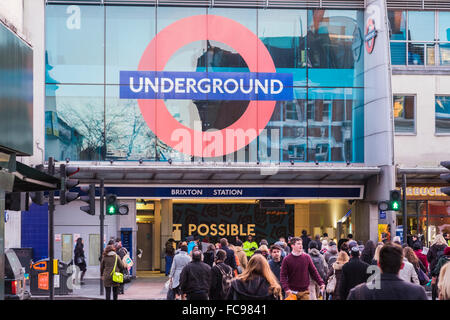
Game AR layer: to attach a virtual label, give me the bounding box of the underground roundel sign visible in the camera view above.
[365,18,377,54]
[120,15,293,157]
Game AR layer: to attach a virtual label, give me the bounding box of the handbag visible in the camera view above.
[111,254,124,284]
[326,272,337,293]
[76,256,85,265]
[416,266,429,285]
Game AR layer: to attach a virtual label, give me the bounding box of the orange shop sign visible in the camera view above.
[404,186,449,198]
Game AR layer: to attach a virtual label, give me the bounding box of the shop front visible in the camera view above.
[397,186,450,246]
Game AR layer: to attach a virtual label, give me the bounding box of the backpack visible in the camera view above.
[311,255,326,280]
[216,264,233,297]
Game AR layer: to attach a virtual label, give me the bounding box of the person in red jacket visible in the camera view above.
[280,237,325,300]
[412,242,429,272]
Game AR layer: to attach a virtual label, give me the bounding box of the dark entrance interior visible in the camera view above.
[137,223,153,271]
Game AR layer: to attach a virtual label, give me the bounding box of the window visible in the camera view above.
[393,95,415,133]
[436,96,450,134]
[389,10,450,66]
[89,234,100,266]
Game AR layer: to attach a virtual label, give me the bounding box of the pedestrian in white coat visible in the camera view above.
[168,242,191,299]
[398,257,420,285]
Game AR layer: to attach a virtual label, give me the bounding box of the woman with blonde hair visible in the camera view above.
[326,251,349,300]
[258,245,270,260]
[226,253,282,300]
[438,262,450,300]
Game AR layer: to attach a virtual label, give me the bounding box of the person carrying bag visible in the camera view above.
[100,244,124,300]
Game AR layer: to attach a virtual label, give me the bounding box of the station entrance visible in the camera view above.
[135,198,356,271]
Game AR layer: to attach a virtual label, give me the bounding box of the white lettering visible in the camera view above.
[255,79,269,94]
[240,79,253,94]
[224,79,239,94]
[186,78,197,94]
[212,78,224,94]
[144,77,158,93]
[66,5,81,30]
[174,78,185,93]
[197,78,211,94]
[161,78,174,93]
[271,79,283,94]
[130,77,143,93]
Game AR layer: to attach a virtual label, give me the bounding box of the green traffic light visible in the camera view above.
[391,201,400,211]
[107,205,116,214]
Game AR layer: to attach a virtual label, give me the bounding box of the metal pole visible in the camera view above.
[100,178,104,296]
[48,157,55,300]
[402,173,407,245]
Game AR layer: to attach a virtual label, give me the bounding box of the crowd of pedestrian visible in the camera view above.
[163,231,450,300]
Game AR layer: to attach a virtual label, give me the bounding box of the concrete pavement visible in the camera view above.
[29,271,169,300]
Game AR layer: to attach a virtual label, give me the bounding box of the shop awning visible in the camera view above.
[11,161,60,192]
[54,162,381,186]
[396,167,448,185]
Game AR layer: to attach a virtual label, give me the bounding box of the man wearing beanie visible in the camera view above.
[339,246,370,300]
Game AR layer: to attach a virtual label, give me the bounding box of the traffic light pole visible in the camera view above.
[100,179,104,296]
[402,173,407,245]
[48,157,55,300]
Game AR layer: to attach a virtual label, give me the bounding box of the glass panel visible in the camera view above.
[388,10,407,40]
[61,234,72,263]
[408,43,424,65]
[439,43,450,65]
[435,96,450,134]
[307,88,362,162]
[408,11,435,41]
[261,88,307,162]
[307,10,365,87]
[426,43,435,66]
[105,85,158,161]
[89,234,100,266]
[438,12,450,42]
[46,5,104,84]
[393,95,415,133]
[106,5,155,84]
[45,84,105,161]
[390,41,406,65]
[258,9,307,86]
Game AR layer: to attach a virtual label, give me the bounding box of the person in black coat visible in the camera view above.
[179,250,212,300]
[74,238,87,284]
[209,249,232,300]
[300,230,311,251]
[348,242,427,300]
[339,246,370,300]
[203,244,216,268]
[268,244,284,282]
[220,238,237,272]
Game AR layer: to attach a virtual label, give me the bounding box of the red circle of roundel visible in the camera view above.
[365,18,376,54]
[137,15,277,158]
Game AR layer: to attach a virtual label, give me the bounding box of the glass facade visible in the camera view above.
[389,10,450,66]
[45,4,365,162]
